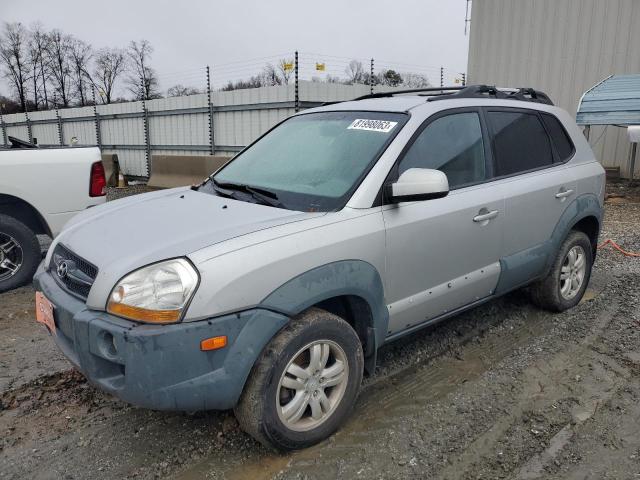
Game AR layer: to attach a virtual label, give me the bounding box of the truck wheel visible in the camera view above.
[235,307,364,451]
[0,214,41,293]
[529,230,593,312]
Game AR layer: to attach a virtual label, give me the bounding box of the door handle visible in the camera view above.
[555,188,574,199]
[473,209,499,222]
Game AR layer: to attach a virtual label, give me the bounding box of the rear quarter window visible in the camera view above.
[540,113,575,162]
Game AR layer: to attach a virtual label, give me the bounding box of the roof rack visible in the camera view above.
[427,85,553,105]
[348,84,554,105]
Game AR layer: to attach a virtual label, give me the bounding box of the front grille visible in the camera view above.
[49,244,98,299]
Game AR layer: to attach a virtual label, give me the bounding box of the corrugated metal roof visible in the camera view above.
[577,74,640,126]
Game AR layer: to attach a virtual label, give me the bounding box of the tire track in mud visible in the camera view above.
[176,276,611,480]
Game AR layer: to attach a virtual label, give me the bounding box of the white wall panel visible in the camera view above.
[468,0,640,176]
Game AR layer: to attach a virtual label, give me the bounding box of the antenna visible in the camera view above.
[464,0,472,35]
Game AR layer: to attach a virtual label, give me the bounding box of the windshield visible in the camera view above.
[208,111,408,211]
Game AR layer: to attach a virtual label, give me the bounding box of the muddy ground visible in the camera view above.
[1,183,640,479]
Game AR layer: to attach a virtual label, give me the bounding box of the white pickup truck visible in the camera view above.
[0,137,106,292]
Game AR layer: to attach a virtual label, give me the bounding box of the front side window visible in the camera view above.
[208,111,407,211]
[488,111,554,176]
[398,112,486,188]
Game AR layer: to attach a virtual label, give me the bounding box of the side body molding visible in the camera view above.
[260,260,389,365]
[495,193,603,295]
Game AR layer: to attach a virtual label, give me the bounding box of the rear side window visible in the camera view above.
[399,112,486,188]
[540,113,574,162]
[488,111,554,176]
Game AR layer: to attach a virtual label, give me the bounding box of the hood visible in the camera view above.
[54,187,322,285]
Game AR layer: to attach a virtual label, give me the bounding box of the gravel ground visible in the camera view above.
[1,182,639,479]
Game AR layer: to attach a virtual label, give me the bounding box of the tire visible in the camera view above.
[0,214,41,293]
[234,307,364,451]
[529,230,593,312]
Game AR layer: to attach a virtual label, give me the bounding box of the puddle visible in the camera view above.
[176,283,605,480]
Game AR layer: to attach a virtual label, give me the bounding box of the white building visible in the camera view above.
[467,0,640,177]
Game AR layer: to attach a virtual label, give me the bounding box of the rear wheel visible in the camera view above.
[234,308,364,451]
[529,230,593,312]
[0,214,41,293]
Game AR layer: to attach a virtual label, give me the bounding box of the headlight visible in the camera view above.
[107,258,199,323]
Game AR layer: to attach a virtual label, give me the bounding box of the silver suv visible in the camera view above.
[34,85,605,450]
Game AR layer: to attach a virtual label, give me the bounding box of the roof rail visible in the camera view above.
[427,85,554,105]
[353,86,466,101]
[347,84,554,105]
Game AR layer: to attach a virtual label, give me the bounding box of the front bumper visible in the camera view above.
[33,263,289,411]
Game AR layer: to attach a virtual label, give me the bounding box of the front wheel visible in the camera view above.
[0,214,41,293]
[529,230,593,312]
[234,308,364,451]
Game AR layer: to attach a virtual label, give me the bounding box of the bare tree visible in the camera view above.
[46,29,73,107]
[93,47,125,104]
[345,60,364,84]
[126,40,160,100]
[401,72,430,88]
[276,58,294,85]
[166,84,200,97]
[261,63,282,86]
[0,22,31,112]
[29,23,51,109]
[69,38,93,106]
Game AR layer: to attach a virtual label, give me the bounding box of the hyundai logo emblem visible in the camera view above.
[57,261,69,279]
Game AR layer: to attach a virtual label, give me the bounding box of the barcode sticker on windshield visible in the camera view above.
[348,119,398,133]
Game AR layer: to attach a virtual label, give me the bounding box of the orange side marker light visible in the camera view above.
[200,335,227,351]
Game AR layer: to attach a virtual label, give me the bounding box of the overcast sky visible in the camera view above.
[2,0,471,95]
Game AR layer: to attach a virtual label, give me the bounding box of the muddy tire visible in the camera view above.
[234,307,364,451]
[529,230,593,312]
[0,214,41,293]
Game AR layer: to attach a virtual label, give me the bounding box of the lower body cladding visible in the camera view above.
[33,264,289,411]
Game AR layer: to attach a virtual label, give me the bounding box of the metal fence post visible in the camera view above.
[92,87,101,148]
[25,111,33,144]
[0,112,7,147]
[370,58,374,95]
[440,67,444,88]
[55,106,64,145]
[294,51,299,112]
[207,65,215,155]
[141,79,151,178]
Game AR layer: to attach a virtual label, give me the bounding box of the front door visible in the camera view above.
[382,109,504,335]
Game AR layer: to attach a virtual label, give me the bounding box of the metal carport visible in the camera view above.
[577,74,640,180]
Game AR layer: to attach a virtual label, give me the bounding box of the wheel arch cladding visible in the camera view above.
[495,193,603,295]
[550,194,602,268]
[0,194,51,236]
[260,260,388,373]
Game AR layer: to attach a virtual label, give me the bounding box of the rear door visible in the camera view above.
[485,108,577,290]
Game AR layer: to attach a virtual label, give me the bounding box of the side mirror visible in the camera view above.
[388,168,449,203]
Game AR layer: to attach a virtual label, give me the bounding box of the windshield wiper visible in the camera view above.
[212,179,285,208]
